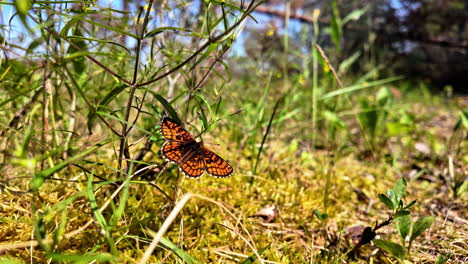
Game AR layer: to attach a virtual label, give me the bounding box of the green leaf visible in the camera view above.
[392,178,407,198]
[376,87,393,106]
[400,112,415,126]
[53,209,68,247]
[395,209,411,217]
[14,0,33,24]
[410,216,434,243]
[160,237,203,264]
[194,94,211,131]
[26,38,42,55]
[191,43,219,71]
[342,6,369,24]
[109,175,130,227]
[403,200,417,209]
[395,215,411,243]
[386,122,413,136]
[145,27,205,39]
[358,99,378,139]
[455,180,467,197]
[35,213,50,251]
[68,35,132,54]
[81,17,139,39]
[454,109,468,131]
[67,29,88,74]
[60,13,87,37]
[15,122,33,159]
[330,0,342,51]
[146,90,181,125]
[322,111,345,128]
[87,172,117,255]
[435,254,447,264]
[313,209,328,221]
[206,0,244,11]
[373,239,406,261]
[88,84,128,131]
[378,194,394,210]
[218,60,232,81]
[338,50,361,74]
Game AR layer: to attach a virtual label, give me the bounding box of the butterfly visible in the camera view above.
[160,117,234,178]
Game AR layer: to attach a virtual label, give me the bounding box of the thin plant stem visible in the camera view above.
[283,0,290,89]
[117,0,155,177]
[311,13,319,151]
[251,96,283,184]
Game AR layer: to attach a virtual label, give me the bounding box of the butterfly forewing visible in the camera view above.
[202,147,234,178]
[160,117,195,142]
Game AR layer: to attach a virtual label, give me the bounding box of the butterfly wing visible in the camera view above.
[202,147,234,178]
[161,141,191,163]
[160,117,233,178]
[180,152,205,178]
[160,117,195,142]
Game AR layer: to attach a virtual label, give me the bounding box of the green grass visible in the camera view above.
[0,1,467,263]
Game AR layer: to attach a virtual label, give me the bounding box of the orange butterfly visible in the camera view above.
[160,117,234,178]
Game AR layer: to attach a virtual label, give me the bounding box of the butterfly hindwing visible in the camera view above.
[162,141,191,163]
[180,151,205,178]
[202,147,234,178]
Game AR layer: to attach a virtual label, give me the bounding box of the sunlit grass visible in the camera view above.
[1,90,466,263]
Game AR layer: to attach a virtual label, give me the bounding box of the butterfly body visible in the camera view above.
[160,117,234,178]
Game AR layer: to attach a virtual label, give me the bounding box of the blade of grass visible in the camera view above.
[80,17,139,39]
[87,172,118,255]
[109,163,132,227]
[251,96,284,184]
[48,253,115,262]
[311,11,320,150]
[320,76,403,100]
[31,138,114,192]
[159,237,203,264]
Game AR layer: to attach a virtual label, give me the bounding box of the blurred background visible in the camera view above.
[237,0,468,93]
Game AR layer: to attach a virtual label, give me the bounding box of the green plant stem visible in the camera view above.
[251,96,283,184]
[283,0,290,88]
[117,0,155,178]
[311,17,319,150]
